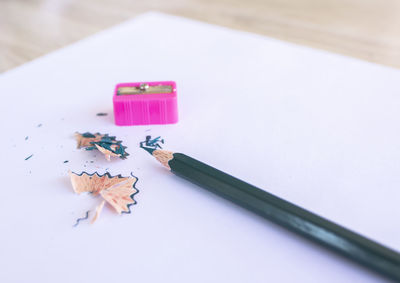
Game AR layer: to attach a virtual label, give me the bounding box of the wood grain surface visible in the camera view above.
[1,0,400,72]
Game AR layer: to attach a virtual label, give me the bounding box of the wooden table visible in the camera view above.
[1,0,400,72]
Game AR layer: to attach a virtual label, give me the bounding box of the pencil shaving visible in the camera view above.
[69,171,139,223]
[91,200,105,224]
[100,178,138,214]
[95,144,121,161]
[69,171,132,195]
[75,132,129,161]
[75,132,103,148]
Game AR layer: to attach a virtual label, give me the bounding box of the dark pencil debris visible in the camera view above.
[73,211,90,227]
[140,135,164,150]
[64,160,69,163]
[25,136,29,140]
[37,123,42,128]
[25,154,33,161]
[96,112,108,116]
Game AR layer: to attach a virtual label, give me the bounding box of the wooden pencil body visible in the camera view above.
[169,153,400,281]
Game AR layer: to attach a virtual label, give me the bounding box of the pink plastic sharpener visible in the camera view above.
[113,81,178,126]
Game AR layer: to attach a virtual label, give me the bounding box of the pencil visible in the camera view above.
[146,149,400,281]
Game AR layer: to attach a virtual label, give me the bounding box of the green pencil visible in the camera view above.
[146,149,400,281]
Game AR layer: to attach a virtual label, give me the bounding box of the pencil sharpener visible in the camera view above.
[113,81,178,126]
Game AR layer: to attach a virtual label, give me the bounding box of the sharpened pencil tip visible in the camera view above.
[151,149,174,170]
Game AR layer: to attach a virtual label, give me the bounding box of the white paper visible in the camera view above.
[0,12,399,283]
